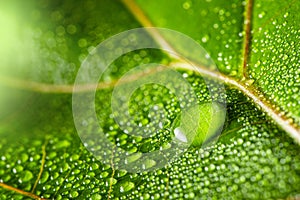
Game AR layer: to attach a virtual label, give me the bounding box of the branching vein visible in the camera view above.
[31,140,48,193]
[0,182,47,200]
[107,146,116,200]
[121,0,300,143]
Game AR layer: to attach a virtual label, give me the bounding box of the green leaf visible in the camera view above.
[0,0,299,199]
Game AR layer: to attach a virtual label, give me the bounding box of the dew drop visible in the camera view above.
[213,23,219,29]
[108,177,117,186]
[209,164,216,171]
[91,194,102,199]
[258,12,265,18]
[237,138,244,145]
[67,24,77,34]
[56,140,70,149]
[127,152,142,163]
[56,25,65,36]
[20,153,29,163]
[40,171,49,184]
[201,35,209,43]
[69,191,79,198]
[21,170,33,182]
[81,120,88,126]
[182,1,191,10]
[245,79,254,86]
[204,180,210,186]
[119,181,135,193]
[142,159,156,169]
[78,38,87,48]
[100,171,109,178]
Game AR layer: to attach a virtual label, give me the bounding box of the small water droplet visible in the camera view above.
[245,79,254,86]
[182,1,191,10]
[201,35,209,43]
[100,171,109,178]
[56,140,70,149]
[127,152,142,163]
[119,181,135,193]
[20,153,29,163]
[78,38,87,48]
[142,159,156,169]
[205,53,211,59]
[81,120,88,126]
[67,24,77,34]
[204,180,210,186]
[209,164,216,171]
[237,138,244,145]
[258,11,265,19]
[21,170,33,182]
[69,191,79,198]
[182,73,189,78]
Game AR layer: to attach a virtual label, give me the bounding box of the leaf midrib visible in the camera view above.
[121,0,300,144]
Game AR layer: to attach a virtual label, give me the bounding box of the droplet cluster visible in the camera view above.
[135,0,245,76]
[250,0,300,124]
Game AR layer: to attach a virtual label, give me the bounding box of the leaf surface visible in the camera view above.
[0,0,299,199]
